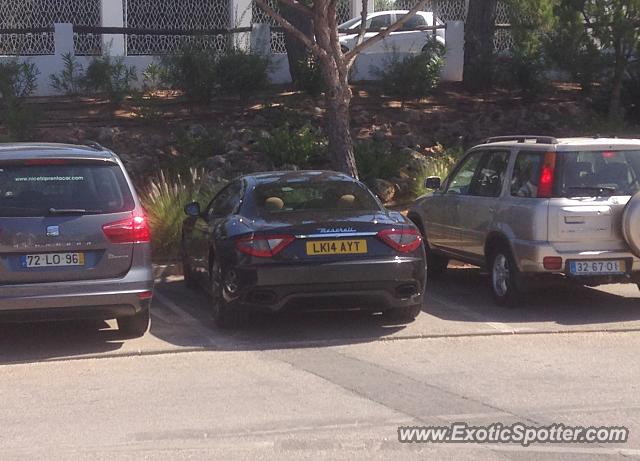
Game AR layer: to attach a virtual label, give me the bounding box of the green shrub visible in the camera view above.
[141,168,226,259]
[410,146,459,197]
[378,40,444,105]
[160,45,218,102]
[0,59,40,141]
[0,59,39,99]
[165,125,226,172]
[161,46,270,101]
[493,48,548,102]
[49,52,84,95]
[258,124,327,168]
[131,92,163,125]
[355,141,409,181]
[292,54,324,97]
[141,62,165,93]
[215,48,270,97]
[2,100,41,141]
[84,51,137,105]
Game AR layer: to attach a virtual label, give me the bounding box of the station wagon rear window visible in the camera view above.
[558,150,640,197]
[253,181,380,214]
[0,162,135,217]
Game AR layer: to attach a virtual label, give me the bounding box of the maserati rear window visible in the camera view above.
[254,181,380,214]
[0,163,135,217]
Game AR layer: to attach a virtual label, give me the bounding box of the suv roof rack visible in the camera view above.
[83,140,107,151]
[482,135,559,145]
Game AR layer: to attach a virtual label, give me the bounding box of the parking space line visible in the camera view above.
[153,292,220,347]
[428,294,521,333]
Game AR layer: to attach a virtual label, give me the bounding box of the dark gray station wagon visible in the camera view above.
[0,143,153,336]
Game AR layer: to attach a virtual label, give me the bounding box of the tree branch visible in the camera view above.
[254,0,326,59]
[355,0,369,47]
[345,0,428,61]
[277,0,313,18]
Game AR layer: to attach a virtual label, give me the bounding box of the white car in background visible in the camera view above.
[338,10,445,54]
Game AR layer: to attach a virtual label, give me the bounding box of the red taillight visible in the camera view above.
[543,256,562,270]
[537,152,557,198]
[102,212,151,244]
[377,228,422,253]
[236,234,295,258]
[137,290,153,300]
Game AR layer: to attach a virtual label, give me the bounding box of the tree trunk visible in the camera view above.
[279,2,314,85]
[313,2,359,178]
[609,38,626,121]
[463,0,498,91]
[325,81,357,177]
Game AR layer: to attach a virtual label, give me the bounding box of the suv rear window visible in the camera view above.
[0,162,135,217]
[558,150,640,197]
[253,181,380,215]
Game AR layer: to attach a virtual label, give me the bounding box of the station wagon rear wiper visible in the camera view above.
[48,208,103,215]
[567,186,617,196]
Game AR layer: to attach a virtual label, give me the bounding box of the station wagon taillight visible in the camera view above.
[236,234,295,257]
[102,212,151,244]
[377,228,422,253]
[537,152,557,198]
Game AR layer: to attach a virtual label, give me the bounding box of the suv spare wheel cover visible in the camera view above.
[622,191,640,257]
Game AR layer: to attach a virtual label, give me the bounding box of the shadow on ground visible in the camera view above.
[150,277,412,351]
[426,266,640,327]
[0,320,126,364]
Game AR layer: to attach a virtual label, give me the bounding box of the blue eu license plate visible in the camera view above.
[569,260,625,275]
[20,252,85,268]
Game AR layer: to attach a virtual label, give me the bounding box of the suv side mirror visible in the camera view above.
[424,176,441,190]
[184,202,201,217]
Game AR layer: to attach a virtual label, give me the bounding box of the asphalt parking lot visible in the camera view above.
[3,265,640,459]
[2,265,640,364]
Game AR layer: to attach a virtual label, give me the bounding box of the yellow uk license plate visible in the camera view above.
[306,239,368,255]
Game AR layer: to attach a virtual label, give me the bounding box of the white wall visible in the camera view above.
[1,21,464,97]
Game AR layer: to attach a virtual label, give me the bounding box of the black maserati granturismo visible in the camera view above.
[182,170,426,328]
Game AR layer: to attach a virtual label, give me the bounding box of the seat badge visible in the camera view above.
[46,226,60,237]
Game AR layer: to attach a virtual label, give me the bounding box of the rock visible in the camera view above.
[404,109,422,123]
[226,139,244,151]
[240,129,256,144]
[370,178,396,203]
[401,148,429,172]
[97,127,117,145]
[146,134,164,148]
[393,121,411,135]
[257,129,271,139]
[252,115,267,125]
[391,176,414,198]
[206,155,228,169]
[187,123,207,139]
[395,134,418,148]
[534,112,551,122]
[372,129,387,142]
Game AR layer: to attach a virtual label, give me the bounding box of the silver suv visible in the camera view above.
[409,136,640,306]
[0,143,153,336]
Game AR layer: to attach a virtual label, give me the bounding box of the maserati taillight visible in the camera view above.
[377,228,422,253]
[235,234,295,257]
